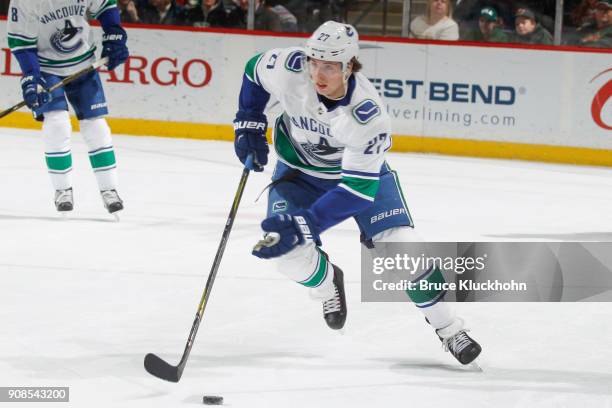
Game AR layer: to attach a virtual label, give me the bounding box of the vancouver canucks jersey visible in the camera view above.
[7,0,116,76]
[243,46,392,203]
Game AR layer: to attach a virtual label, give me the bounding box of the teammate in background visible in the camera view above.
[7,0,128,215]
[233,21,482,365]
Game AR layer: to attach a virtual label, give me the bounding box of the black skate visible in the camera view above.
[322,265,347,330]
[54,188,74,212]
[436,318,482,365]
[100,189,124,214]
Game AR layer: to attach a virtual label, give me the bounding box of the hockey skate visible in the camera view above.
[54,188,74,212]
[436,318,482,366]
[322,265,347,330]
[100,189,124,215]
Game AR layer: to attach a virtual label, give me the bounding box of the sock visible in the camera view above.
[276,243,335,300]
[42,110,72,191]
[80,118,117,191]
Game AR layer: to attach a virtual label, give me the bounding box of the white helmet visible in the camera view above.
[305,21,359,73]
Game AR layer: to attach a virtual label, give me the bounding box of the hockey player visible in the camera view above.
[7,0,128,215]
[233,21,482,365]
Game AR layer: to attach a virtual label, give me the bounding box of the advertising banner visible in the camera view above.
[1,21,610,161]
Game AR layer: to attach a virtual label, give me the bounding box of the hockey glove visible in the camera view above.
[20,74,51,110]
[101,26,129,71]
[252,210,322,259]
[233,111,268,172]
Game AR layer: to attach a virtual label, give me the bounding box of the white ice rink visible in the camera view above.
[1,127,612,408]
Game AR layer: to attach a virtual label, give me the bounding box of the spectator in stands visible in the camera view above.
[118,0,142,23]
[185,0,243,27]
[570,0,599,26]
[469,6,511,42]
[513,7,553,44]
[572,0,612,47]
[455,0,512,40]
[140,0,186,25]
[0,0,9,16]
[268,0,299,31]
[515,1,556,33]
[410,0,459,40]
[238,0,282,31]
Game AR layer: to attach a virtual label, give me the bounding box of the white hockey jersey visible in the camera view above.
[7,0,116,76]
[245,47,392,202]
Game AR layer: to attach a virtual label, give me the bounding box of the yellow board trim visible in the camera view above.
[2,112,611,167]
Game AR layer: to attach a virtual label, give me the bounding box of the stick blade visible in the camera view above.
[144,353,181,382]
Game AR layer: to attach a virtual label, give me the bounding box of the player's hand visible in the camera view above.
[252,210,321,259]
[233,111,268,172]
[20,74,51,110]
[101,25,129,71]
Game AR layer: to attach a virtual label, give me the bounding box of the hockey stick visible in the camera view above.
[144,156,254,382]
[0,57,109,120]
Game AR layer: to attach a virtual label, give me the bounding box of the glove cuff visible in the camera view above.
[293,209,322,246]
[102,25,127,42]
[235,110,267,125]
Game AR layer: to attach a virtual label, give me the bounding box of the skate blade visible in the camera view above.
[59,212,69,220]
[112,213,120,222]
[468,361,483,372]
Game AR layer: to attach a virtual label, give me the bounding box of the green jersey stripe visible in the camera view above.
[38,47,96,66]
[340,176,379,199]
[8,37,37,49]
[244,53,263,85]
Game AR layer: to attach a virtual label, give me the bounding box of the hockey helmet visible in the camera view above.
[305,21,359,73]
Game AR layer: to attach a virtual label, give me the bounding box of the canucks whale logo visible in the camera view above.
[50,20,83,54]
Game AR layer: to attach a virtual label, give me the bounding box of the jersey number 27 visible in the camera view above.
[364,133,390,155]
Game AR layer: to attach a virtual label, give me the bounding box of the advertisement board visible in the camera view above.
[1,20,610,165]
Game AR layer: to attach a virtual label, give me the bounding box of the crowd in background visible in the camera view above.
[0,0,610,48]
[103,0,347,32]
[411,0,611,47]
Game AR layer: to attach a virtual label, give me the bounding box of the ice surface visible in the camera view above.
[1,127,611,408]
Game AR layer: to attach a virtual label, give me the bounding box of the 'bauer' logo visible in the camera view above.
[590,68,612,131]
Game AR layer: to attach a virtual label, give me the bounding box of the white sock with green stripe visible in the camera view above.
[277,243,336,301]
[42,110,72,190]
[371,226,456,329]
[80,118,118,191]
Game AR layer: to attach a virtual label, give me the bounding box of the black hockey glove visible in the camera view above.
[233,110,268,172]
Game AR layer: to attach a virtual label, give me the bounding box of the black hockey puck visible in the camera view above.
[202,395,223,405]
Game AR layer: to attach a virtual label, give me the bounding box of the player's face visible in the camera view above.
[308,58,346,99]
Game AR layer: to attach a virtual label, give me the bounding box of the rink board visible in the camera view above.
[0,20,610,166]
